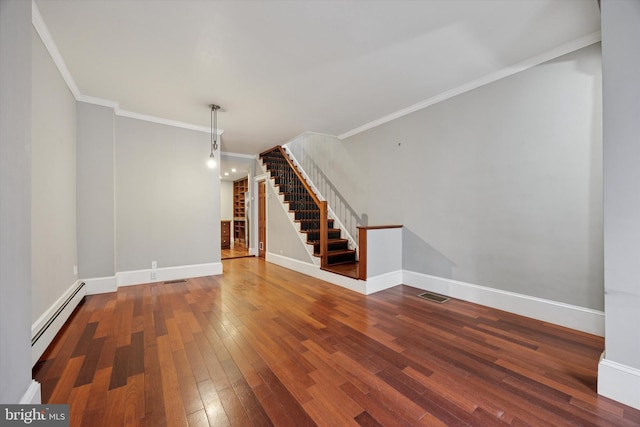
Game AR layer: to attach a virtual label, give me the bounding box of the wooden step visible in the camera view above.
[295,219,334,230]
[288,201,318,211]
[303,229,341,242]
[292,209,321,220]
[325,249,357,265]
[311,238,349,254]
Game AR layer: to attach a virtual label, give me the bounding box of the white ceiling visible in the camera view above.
[34,0,601,156]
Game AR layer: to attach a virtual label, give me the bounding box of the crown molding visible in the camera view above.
[32,0,80,99]
[338,30,602,140]
[31,0,221,135]
[116,109,218,135]
[77,94,119,110]
[220,152,255,159]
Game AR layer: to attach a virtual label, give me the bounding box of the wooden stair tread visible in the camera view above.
[307,238,348,244]
[327,249,356,256]
[261,146,359,278]
[301,228,341,234]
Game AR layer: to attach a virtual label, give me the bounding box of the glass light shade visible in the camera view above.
[207,154,216,169]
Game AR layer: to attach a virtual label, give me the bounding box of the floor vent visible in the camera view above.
[417,291,450,303]
[164,279,188,284]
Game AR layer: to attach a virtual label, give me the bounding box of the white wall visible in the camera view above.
[0,0,34,403]
[115,116,219,273]
[287,44,603,310]
[31,28,78,324]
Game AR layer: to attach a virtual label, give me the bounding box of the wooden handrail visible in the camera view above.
[263,146,329,267]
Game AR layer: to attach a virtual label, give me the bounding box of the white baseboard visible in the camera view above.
[31,280,86,365]
[598,356,640,410]
[365,270,403,295]
[266,252,366,294]
[116,262,223,287]
[19,380,41,404]
[84,276,117,295]
[402,270,604,336]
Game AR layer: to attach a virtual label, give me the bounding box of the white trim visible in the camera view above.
[116,262,223,287]
[282,131,338,147]
[402,270,604,336]
[31,1,80,99]
[598,357,640,410]
[221,151,256,160]
[19,380,41,404]
[116,109,220,135]
[31,281,86,365]
[266,253,366,294]
[338,31,602,140]
[31,3,223,135]
[365,270,403,295]
[84,276,117,295]
[77,95,119,110]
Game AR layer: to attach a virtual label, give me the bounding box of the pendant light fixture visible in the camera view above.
[207,104,221,169]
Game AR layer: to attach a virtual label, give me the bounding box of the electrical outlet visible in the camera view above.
[151,261,157,269]
[151,271,157,280]
[73,265,78,276]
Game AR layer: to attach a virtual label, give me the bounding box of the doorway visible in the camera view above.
[221,173,252,260]
[258,180,266,258]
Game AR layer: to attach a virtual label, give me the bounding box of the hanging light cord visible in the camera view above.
[210,105,218,154]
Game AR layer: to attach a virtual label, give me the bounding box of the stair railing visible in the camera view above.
[262,146,328,268]
[282,145,359,251]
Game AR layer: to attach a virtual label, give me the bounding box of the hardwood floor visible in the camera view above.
[221,242,252,260]
[34,257,640,426]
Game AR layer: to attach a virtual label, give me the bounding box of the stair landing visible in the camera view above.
[322,262,359,279]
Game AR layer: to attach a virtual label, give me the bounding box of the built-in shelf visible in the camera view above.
[233,177,248,243]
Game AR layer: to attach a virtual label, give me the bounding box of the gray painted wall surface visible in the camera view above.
[220,180,233,221]
[601,0,640,369]
[266,180,314,263]
[115,117,219,272]
[0,0,32,403]
[289,44,603,310]
[76,102,115,278]
[31,28,78,323]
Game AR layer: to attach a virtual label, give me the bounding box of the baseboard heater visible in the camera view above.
[31,281,85,347]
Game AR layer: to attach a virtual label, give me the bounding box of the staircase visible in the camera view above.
[260,146,358,276]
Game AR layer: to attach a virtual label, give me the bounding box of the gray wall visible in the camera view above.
[0,0,32,403]
[601,0,640,369]
[220,180,233,221]
[115,116,219,272]
[77,102,115,278]
[266,179,314,263]
[31,28,78,323]
[289,44,603,310]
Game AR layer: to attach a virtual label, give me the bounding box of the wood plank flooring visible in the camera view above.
[221,242,252,260]
[34,257,640,426]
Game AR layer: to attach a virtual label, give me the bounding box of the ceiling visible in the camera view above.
[35,0,601,157]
